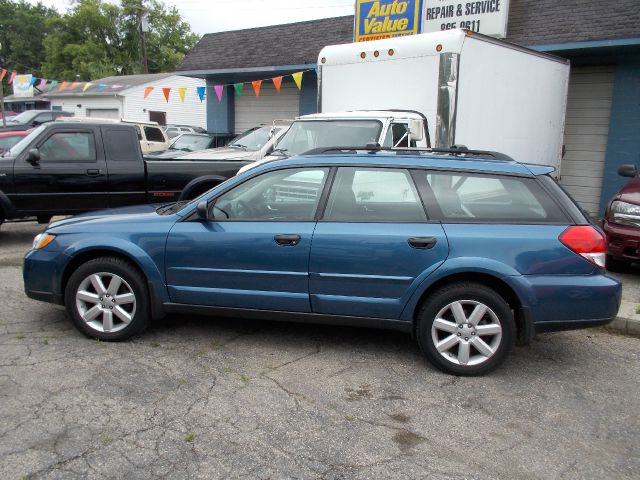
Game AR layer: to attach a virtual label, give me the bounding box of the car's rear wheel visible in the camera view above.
[64,257,150,341]
[416,282,515,376]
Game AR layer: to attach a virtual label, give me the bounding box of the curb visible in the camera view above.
[606,300,640,336]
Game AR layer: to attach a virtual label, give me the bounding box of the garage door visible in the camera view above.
[234,80,299,134]
[86,108,120,120]
[560,66,615,217]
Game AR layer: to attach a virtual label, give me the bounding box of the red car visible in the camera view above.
[0,131,30,155]
[603,164,640,269]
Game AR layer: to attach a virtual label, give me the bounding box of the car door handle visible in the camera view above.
[86,169,101,177]
[274,234,301,246]
[408,237,437,249]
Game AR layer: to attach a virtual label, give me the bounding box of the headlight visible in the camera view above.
[609,201,640,227]
[32,233,56,250]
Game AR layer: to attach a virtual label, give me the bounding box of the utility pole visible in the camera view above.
[0,42,6,128]
[139,6,149,74]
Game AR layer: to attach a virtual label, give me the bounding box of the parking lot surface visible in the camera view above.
[1,221,639,479]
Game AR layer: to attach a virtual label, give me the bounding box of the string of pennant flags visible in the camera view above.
[0,68,128,93]
[0,66,311,103]
[142,70,310,103]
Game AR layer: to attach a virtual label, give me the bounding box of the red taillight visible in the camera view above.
[559,226,606,267]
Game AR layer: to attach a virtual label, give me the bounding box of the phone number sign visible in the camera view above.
[422,0,510,38]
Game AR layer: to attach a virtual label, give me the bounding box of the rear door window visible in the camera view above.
[423,171,568,223]
[323,167,426,222]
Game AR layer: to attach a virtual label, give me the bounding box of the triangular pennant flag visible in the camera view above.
[252,80,262,97]
[233,83,243,97]
[162,87,171,103]
[196,86,206,102]
[292,72,303,90]
[178,87,187,103]
[69,82,81,91]
[96,84,106,92]
[214,85,223,102]
[83,83,93,92]
[272,76,283,93]
[0,69,6,82]
[143,86,154,99]
[29,77,38,87]
[58,81,69,92]
[38,78,48,89]
[8,72,16,85]
[47,80,59,91]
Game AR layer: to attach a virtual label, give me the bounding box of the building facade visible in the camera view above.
[178,1,640,216]
[43,73,206,128]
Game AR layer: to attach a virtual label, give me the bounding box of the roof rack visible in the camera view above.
[301,145,514,161]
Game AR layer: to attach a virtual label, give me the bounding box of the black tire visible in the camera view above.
[64,256,150,341]
[415,282,515,376]
[606,254,629,272]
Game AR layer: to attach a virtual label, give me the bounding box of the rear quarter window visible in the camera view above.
[423,171,569,223]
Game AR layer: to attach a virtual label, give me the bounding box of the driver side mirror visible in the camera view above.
[408,119,424,142]
[27,148,40,165]
[196,200,208,220]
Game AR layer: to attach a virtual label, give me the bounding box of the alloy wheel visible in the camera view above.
[75,272,137,333]
[430,300,502,367]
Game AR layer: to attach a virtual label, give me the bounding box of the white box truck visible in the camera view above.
[317,29,570,169]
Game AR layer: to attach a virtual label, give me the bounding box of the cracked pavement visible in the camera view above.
[1,221,639,479]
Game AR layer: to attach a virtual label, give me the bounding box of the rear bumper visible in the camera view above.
[604,220,640,261]
[511,272,622,331]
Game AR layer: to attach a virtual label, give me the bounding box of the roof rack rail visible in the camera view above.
[301,145,514,161]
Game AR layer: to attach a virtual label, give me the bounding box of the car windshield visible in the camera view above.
[7,111,40,125]
[228,127,274,151]
[4,125,44,157]
[274,120,383,156]
[170,134,211,152]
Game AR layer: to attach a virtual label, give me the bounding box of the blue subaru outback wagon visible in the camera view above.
[23,150,621,375]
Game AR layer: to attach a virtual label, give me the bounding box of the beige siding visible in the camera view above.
[560,65,615,216]
[234,79,299,134]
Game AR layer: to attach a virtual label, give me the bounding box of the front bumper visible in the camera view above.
[604,220,640,261]
[23,248,67,305]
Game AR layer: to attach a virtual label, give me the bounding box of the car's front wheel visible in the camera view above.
[416,282,515,376]
[64,256,150,341]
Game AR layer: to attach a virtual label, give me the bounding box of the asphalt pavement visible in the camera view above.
[1,221,639,479]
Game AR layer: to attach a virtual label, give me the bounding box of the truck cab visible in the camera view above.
[238,110,429,174]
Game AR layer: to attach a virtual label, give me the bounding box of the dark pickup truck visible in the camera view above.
[0,121,250,226]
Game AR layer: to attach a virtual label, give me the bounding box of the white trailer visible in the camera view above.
[318,29,570,169]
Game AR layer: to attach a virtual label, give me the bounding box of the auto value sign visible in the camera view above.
[354,0,424,42]
[422,0,510,38]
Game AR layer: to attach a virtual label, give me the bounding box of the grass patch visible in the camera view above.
[635,305,640,315]
[345,415,355,422]
[100,435,113,446]
[15,335,25,340]
[42,338,48,345]
[240,374,251,385]
[184,432,195,443]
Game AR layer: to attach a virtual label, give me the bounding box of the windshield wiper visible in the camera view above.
[229,143,248,150]
[271,148,289,156]
[156,200,189,215]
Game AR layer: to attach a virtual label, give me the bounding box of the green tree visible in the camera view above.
[41,0,199,81]
[0,0,59,75]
